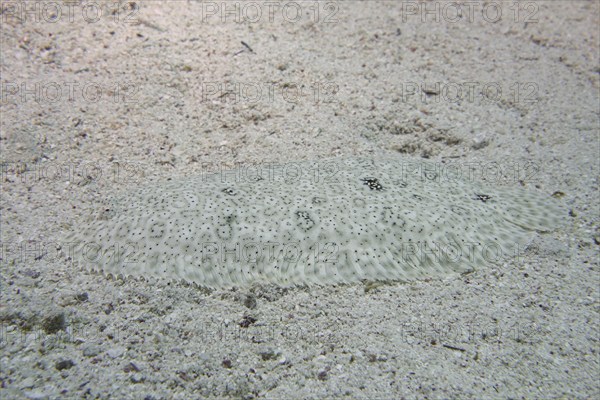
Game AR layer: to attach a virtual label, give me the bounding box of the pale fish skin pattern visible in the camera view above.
[64,157,566,288]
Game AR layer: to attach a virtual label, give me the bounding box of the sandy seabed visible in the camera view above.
[1,1,598,399]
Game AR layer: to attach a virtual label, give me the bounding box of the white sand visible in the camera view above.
[1,1,598,398]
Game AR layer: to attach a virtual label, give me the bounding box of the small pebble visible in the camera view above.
[317,369,328,381]
[42,311,66,334]
[76,292,89,302]
[83,346,101,358]
[130,374,145,383]
[55,359,75,371]
[107,347,125,359]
